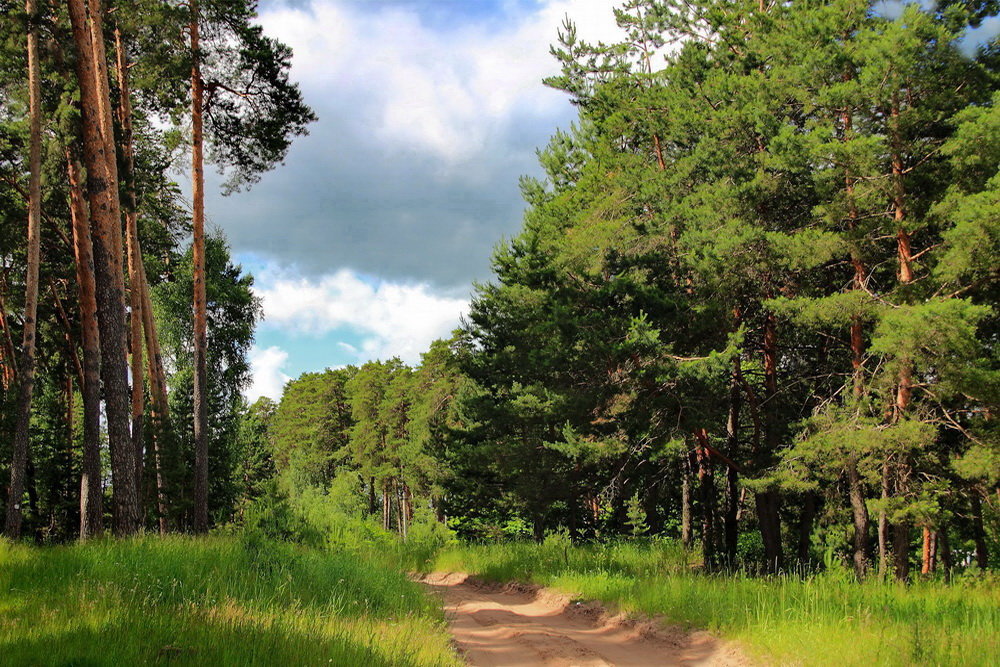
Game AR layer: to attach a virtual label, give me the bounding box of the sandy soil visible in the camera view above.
[421,572,750,667]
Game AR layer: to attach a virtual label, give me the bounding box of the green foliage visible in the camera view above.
[270,368,353,495]
[154,233,261,528]
[625,493,648,536]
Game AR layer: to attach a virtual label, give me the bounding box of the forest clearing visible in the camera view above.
[1,0,999,665]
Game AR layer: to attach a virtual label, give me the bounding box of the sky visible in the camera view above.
[200,0,623,401]
[204,0,999,402]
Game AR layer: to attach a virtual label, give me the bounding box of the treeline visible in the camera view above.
[265,0,998,580]
[262,342,460,541]
[0,0,312,540]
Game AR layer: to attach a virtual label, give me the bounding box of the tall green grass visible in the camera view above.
[0,534,460,666]
[427,537,1000,666]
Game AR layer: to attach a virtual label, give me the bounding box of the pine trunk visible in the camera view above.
[67,0,139,536]
[758,312,784,572]
[681,456,692,548]
[191,1,210,533]
[4,0,43,538]
[113,26,146,500]
[888,97,916,582]
[892,520,911,581]
[138,258,169,533]
[382,482,391,531]
[724,357,742,565]
[920,527,937,575]
[971,492,989,569]
[878,459,890,575]
[398,481,409,540]
[695,428,716,569]
[0,294,17,390]
[842,98,867,398]
[797,493,817,564]
[67,154,104,539]
[846,457,870,578]
[50,284,85,389]
[939,529,953,575]
[890,101,914,285]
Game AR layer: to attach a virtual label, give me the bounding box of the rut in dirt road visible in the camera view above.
[421,573,749,667]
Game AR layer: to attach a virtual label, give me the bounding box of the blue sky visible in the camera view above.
[207,0,1000,400]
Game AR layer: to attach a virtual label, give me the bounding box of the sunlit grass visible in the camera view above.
[0,534,460,666]
[426,538,1000,666]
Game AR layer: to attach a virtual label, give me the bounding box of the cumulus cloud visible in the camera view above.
[254,266,469,364]
[247,345,293,401]
[260,0,620,162]
[204,0,626,287]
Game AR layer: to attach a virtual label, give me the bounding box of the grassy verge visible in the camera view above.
[0,534,460,666]
[426,538,1000,666]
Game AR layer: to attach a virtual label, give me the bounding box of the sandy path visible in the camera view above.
[421,573,748,667]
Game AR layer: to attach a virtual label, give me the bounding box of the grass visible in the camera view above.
[5,525,997,666]
[424,537,1000,666]
[0,533,461,666]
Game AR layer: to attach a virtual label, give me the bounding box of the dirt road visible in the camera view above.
[421,573,748,667]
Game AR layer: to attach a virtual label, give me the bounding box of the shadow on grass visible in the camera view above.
[0,613,439,667]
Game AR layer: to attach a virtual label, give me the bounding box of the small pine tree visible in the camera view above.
[626,492,649,536]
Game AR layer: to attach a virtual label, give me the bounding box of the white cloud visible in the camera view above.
[259,0,623,163]
[254,266,468,365]
[247,345,293,401]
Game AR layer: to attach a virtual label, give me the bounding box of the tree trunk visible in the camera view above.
[878,459,890,576]
[138,258,169,534]
[920,527,937,575]
[382,481,391,531]
[797,493,817,564]
[681,456,692,549]
[67,153,104,539]
[889,457,912,580]
[724,357,741,565]
[938,529,952,576]
[50,282,85,390]
[758,312,784,572]
[399,481,410,540]
[846,458,870,578]
[4,0,43,539]
[892,520,911,581]
[368,476,377,516]
[887,97,916,582]
[971,491,989,569]
[890,100,913,285]
[843,99,867,398]
[25,456,39,537]
[190,0,210,533]
[113,25,146,500]
[67,0,139,536]
[755,491,783,574]
[532,515,544,543]
[0,292,17,390]
[695,429,716,569]
[394,480,403,536]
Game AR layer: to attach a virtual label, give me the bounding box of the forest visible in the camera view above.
[1,0,998,665]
